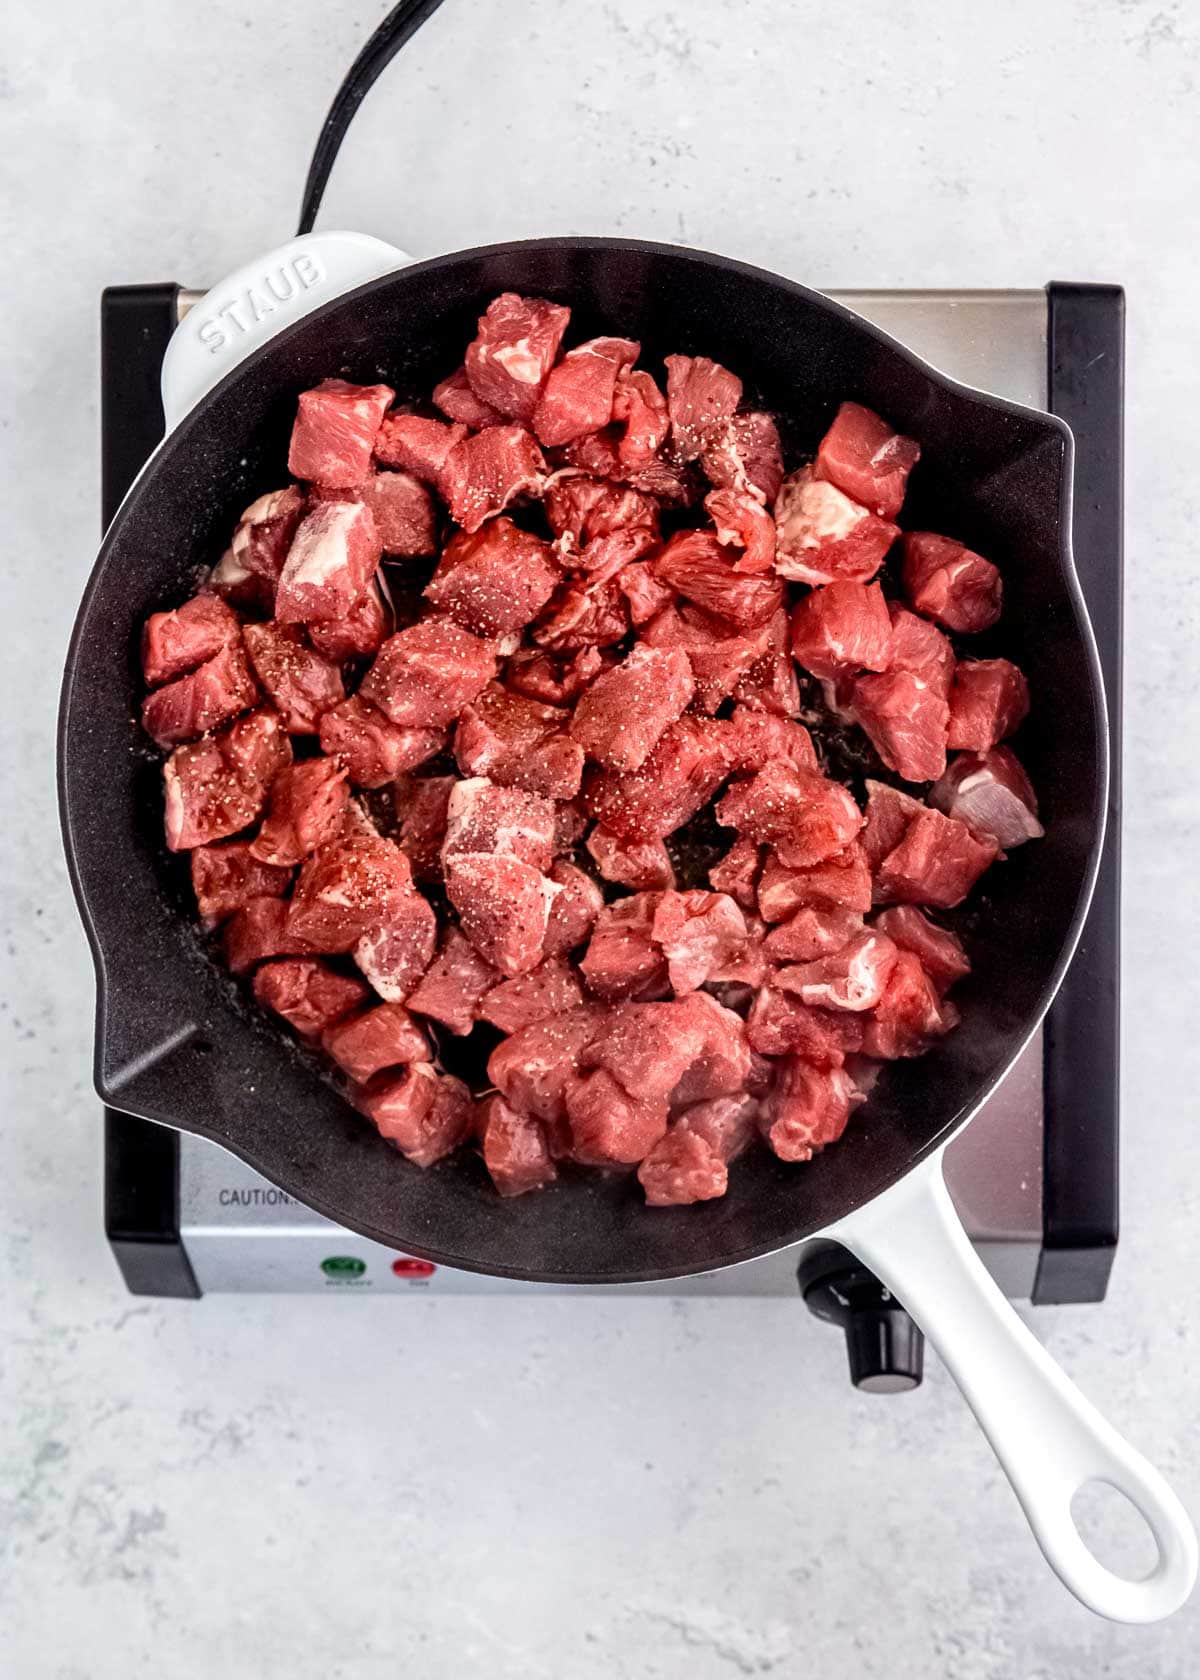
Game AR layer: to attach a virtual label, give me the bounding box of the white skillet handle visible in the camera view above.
[160,231,410,433]
[827,1153,1196,1622]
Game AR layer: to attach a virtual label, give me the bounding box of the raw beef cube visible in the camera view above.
[732,608,801,717]
[709,835,764,910]
[569,645,694,772]
[668,991,753,1105]
[532,336,640,447]
[544,472,659,550]
[814,402,920,520]
[442,778,556,870]
[275,501,382,625]
[702,921,769,991]
[252,957,369,1038]
[543,859,605,956]
[453,683,583,800]
[425,518,558,637]
[653,530,784,629]
[930,745,1043,847]
[229,486,308,590]
[612,366,670,466]
[250,757,349,867]
[651,890,749,994]
[637,1125,728,1205]
[716,762,863,869]
[354,889,438,1001]
[774,467,899,585]
[582,716,734,840]
[406,926,500,1034]
[360,620,496,728]
[886,604,955,698]
[394,775,456,881]
[553,801,589,854]
[464,293,571,422]
[663,354,743,462]
[191,841,291,927]
[860,780,925,870]
[764,906,865,962]
[872,906,970,995]
[445,852,554,976]
[322,1002,431,1082]
[875,807,999,909]
[222,894,305,974]
[440,420,547,530]
[287,830,414,951]
[756,843,874,919]
[790,580,892,679]
[242,621,344,733]
[701,410,784,504]
[479,1095,558,1197]
[725,705,818,775]
[579,893,668,1000]
[902,532,1001,634]
[774,929,899,1012]
[582,1000,708,1104]
[531,575,629,652]
[319,694,443,788]
[307,583,390,663]
[745,988,864,1067]
[209,546,270,610]
[761,1059,856,1162]
[505,646,608,707]
[946,659,1031,752]
[357,470,437,557]
[288,379,394,488]
[487,1006,601,1123]
[357,1064,474,1167]
[162,710,291,852]
[861,949,959,1059]
[851,670,949,783]
[586,824,675,892]
[641,604,764,714]
[555,520,657,586]
[142,592,241,687]
[224,707,292,780]
[564,1069,669,1166]
[676,1093,759,1161]
[141,639,258,746]
[705,487,777,574]
[618,561,676,628]
[478,956,585,1035]
[375,412,468,481]
[432,365,505,428]
[637,1094,759,1206]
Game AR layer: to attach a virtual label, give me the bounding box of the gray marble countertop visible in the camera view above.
[4,1,1199,1674]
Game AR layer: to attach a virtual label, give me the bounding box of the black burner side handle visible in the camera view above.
[1035,283,1124,1305]
[99,283,200,1299]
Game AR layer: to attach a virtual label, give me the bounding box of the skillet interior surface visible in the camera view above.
[60,238,1105,1281]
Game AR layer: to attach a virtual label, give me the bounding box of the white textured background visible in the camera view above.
[3,1,1199,1674]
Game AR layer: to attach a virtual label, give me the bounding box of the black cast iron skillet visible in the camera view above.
[54,6,1195,1621]
[61,236,1099,1281]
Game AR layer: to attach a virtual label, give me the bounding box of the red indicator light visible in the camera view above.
[391,1257,436,1278]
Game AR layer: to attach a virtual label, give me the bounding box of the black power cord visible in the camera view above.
[296,0,450,237]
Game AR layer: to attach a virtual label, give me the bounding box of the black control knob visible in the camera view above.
[797,1243,924,1393]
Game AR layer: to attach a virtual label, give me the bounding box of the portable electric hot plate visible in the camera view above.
[99,281,1123,1378]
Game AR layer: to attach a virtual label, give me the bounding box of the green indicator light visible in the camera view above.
[321,1255,366,1279]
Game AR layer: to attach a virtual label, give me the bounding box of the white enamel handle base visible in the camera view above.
[160,231,410,433]
[827,1154,1197,1622]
